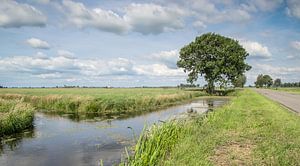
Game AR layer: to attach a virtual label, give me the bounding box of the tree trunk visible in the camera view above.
[207,80,215,94]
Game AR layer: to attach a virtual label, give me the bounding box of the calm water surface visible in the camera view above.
[0,98,228,166]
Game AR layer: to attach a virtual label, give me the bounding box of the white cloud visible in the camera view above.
[246,63,300,84]
[286,0,300,19]
[32,0,50,4]
[76,58,136,76]
[188,0,251,25]
[124,3,186,34]
[62,0,129,34]
[0,52,186,80]
[150,50,179,69]
[240,40,271,58]
[62,0,186,34]
[57,50,75,58]
[35,72,62,79]
[134,64,184,77]
[0,0,46,28]
[250,0,283,12]
[255,64,300,75]
[290,41,300,50]
[26,38,50,49]
[193,21,207,29]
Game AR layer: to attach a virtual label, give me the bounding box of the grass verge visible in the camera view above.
[123,89,300,165]
[274,87,300,94]
[0,99,34,136]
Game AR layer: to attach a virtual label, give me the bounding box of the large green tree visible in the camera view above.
[177,33,251,94]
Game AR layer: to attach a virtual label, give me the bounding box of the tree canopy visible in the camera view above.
[274,78,281,87]
[177,33,251,94]
[255,74,273,87]
[233,74,247,88]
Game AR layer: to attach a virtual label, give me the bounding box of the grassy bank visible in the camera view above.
[125,89,300,165]
[0,99,34,136]
[274,87,300,94]
[0,88,205,116]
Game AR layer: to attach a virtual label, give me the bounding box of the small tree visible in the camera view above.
[255,74,264,88]
[263,75,273,87]
[255,74,273,87]
[177,33,251,94]
[274,78,281,88]
[233,74,247,88]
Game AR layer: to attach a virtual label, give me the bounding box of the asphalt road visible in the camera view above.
[253,88,300,113]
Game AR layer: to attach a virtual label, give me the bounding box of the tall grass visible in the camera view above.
[0,90,204,116]
[121,121,185,166]
[0,99,34,136]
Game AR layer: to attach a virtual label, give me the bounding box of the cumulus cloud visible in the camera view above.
[62,0,186,34]
[31,0,50,4]
[193,21,207,29]
[246,63,300,84]
[57,50,75,58]
[249,0,283,12]
[187,0,251,26]
[62,0,129,34]
[35,72,62,79]
[26,38,50,49]
[239,40,271,59]
[134,64,184,77]
[290,41,300,50]
[0,0,46,28]
[124,3,186,34]
[286,0,300,19]
[150,50,179,69]
[0,51,185,81]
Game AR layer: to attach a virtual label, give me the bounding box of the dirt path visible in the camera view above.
[253,88,300,113]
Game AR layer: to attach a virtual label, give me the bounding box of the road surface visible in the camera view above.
[253,88,300,113]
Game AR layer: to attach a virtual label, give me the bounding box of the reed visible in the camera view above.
[121,121,185,166]
[0,99,34,136]
[0,89,204,116]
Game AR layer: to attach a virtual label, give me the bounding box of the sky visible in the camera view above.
[0,0,300,87]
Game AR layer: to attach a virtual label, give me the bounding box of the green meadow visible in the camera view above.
[124,89,300,165]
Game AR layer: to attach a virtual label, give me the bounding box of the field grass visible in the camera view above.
[0,88,205,116]
[274,87,300,94]
[0,99,34,136]
[124,89,300,165]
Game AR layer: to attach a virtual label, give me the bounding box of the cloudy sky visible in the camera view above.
[0,0,300,87]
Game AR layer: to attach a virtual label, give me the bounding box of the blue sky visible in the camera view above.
[0,0,300,87]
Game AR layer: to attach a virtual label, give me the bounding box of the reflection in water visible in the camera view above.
[0,98,228,166]
[0,129,35,154]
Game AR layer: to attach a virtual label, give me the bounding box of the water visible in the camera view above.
[0,98,228,166]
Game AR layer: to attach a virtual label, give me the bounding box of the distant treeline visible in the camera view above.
[0,85,179,89]
[254,74,300,88]
[177,83,200,88]
[281,82,300,87]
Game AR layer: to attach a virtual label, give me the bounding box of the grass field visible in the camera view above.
[274,87,300,94]
[124,89,300,165]
[0,88,205,116]
[0,99,34,136]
